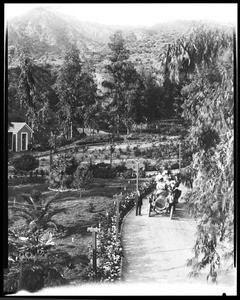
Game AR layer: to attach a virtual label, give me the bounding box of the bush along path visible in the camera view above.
[120,184,236,295]
[85,179,156,283]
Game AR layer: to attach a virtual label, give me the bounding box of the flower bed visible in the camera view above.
[85,178,156,282]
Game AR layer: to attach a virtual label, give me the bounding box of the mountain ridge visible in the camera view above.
[7,7,232,69]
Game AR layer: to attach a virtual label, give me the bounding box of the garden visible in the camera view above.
[6,132,187,294]
[6,21,235,292]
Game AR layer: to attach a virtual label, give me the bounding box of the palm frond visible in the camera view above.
[44,221,58,230]
[44,191,60,210]
[9,207,34,219]
[20,194,36,208]
[45,208,67,219]
[9,201,34,208]
[12,212,33,222]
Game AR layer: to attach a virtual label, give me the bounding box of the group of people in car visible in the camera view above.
[149,168,182,213]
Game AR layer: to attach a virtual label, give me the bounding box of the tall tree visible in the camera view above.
[159,25,235,282]
[55,44,97,136]
[139,69,165,124]
[16,48,59,148]
[102,31,145,135]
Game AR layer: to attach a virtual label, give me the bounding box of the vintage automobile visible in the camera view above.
[148,186,181,219]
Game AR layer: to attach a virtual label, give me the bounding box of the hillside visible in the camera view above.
[7,7,210,69]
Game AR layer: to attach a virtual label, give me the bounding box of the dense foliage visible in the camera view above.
[55,44,98,137]
[102,31,146,135]
[12,154,39,173]
[160,25,235,282]
[4,228,68,294]
[85,179,156,282]
[48,152,79,189]
[7,15,235,287]
[9,190,66,231]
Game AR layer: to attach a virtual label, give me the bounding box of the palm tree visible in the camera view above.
[9,189,66,232]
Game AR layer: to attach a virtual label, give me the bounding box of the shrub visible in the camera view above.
[65,157,78,175]
[89,163,117,179]
[133,147,141,157]
[139,168,146,178]
[4,229,69,294]
[114,162,127,174]
[48,153,79,189]
[12,154,39,173]
[9,190,66,231]
[73,164,93,190]
[126,145,131,153]
[31,144,43,151]
[86,202,95,213]
[57,136,75,148]
[170,162,179,169]
[143,160,157,171]
[198,127,220,151]
[63,175,74,189]
[39,169,45,177]
[122,169,134,179]
[145,151,153,159]
[85,178,156,283]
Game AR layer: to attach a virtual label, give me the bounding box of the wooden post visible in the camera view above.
[114,194,122,241]
[179,141,181,171]
[87,227,100,275]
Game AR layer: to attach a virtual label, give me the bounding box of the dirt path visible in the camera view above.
[120,185,236,295]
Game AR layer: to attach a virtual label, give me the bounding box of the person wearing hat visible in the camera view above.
[156,175,167,191]
[155,172,162,182]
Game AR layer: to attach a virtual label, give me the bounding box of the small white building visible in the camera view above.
[8,122,34,152]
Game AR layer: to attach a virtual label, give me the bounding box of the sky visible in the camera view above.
[4,3,237,27]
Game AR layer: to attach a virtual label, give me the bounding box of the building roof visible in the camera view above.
[8,122,34,133]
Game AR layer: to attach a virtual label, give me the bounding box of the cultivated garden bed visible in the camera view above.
[6,134,188,293]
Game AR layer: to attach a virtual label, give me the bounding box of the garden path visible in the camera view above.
[120,184,236,295]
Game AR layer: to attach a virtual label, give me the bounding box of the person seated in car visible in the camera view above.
[156,175,168,192]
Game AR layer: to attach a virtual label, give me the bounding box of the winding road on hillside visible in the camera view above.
[120,184,236,295]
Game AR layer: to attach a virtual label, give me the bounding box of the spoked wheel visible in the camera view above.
[170,205,174,219]
[148,203,151,217]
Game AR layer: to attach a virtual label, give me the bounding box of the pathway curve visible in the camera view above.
[120,185,236,295]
